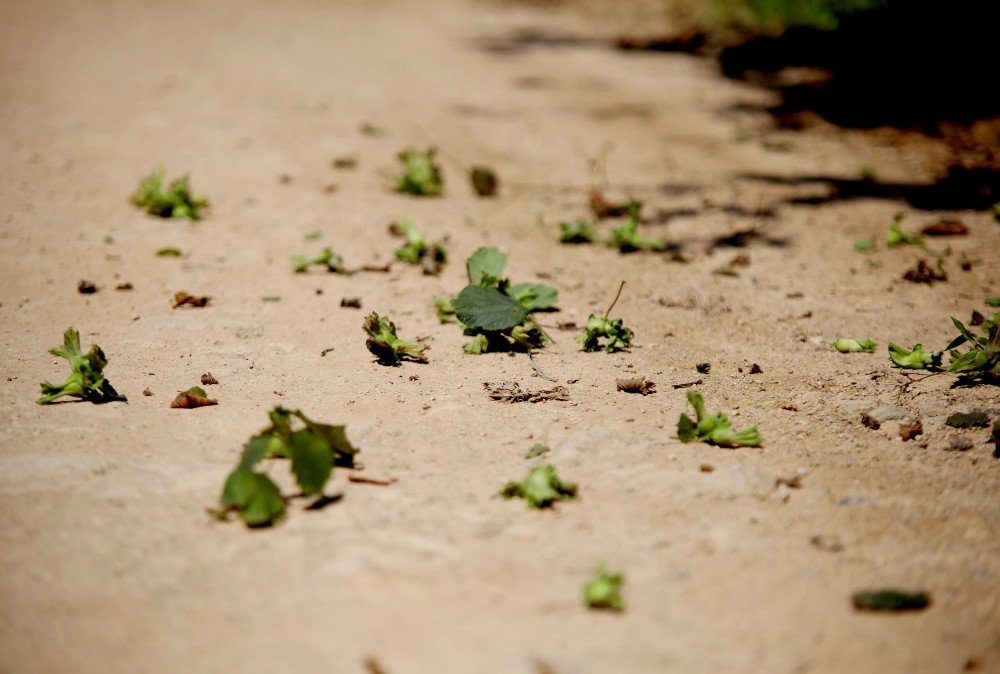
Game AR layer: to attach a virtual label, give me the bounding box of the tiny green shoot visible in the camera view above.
[363,312,429,365]
[131,167,208,220]
[393,148,443,196]
[499,464,577,509]
[577,281,633,352]
[583,567,626,612]
[37,328,127,405]
[677,391,761,447]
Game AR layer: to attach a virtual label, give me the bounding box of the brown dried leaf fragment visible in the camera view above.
[484,382,569,403]
[899,420,923,441]
[170,386,218,409]
[920,218,969,236]
[200,372,218,385]
[616,377,656,395]
[78,280,98,294]
[971,310,985,326]
[589,188,629,219]
[173,291,211,308]
[902,259,947,284]
[341,297,362,309]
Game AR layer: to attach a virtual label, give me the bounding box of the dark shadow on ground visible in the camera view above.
[739,165,1000,211]
[715,0,1000,131]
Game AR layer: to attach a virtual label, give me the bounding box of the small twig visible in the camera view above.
[348,474,398,487]
[672,379,703,389]
[320,347,335,357]
[528,351,560,383]
[604,280,626,318]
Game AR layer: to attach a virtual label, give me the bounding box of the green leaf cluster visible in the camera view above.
[945,411,989,429]
[217,407,359,527]
[677,391,761,447]
[499,465,577,509]
[833,338,877,353]
[885,215,921,248]
[583,567,626,612]
[945,312,1000,376]
[393,148,443,196]
[576,281,633,353]
[130,167,208,220]
[887,342,940,370]
[291,246,345,273]
[559,220,595,244]
[37,328,127,405]
[363,312,429,365]
[443,247,557,354]
[608,200,666,252]
[390,219,447,274]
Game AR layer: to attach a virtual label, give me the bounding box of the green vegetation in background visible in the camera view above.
[706,0,888,33]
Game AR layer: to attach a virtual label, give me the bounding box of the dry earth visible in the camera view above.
[1,0,998,673]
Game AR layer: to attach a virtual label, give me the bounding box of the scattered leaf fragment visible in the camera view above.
[616,377,656,395]
[524,443,550,459]
[171,386,218,409]
[559,221,594,244]
[393,148,443,196]
[341,297,362,309]
[362,312,428,365]
[986,297,1000,308]
[156,247,183,257]
[291,247,345,273]
[131,167,208,220]
[946,411,989,428]
[37,327,127,404]
[853,236,875,252]
[834,338,877,353]
[332,156,358,170]
[115,282,133,291]
[677,391,761,447]
[500,464,577,509]
[215,407,359,527]
[200,372,219,385]
[920,218,969,237]
[885,215,921,247]
[142,388,153,396]
[888,343,940,370]
[389,218,447,275]
[78,280,97,294]
[485,382,569,403]
[173,291,210,308]
[899,420,923,442]
[749,363,763,374]
[589,188,630,219]
[696,362,711,374]
[470,166,498,197]
[577,281,633,352]
[608,200,666,252]
[945,313,1000,376]
[852,590,930,612]
[902,259,947,284]
[583,567,626,612]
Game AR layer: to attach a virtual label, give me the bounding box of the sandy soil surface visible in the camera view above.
[1,0,998,672]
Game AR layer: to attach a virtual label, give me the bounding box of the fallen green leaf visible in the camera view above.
[393,148,443,196]
[677,391,761,447]
[853,236,875,252]
[559,221,594,244]
[608,200,666,252]
[852,589,930,612]
[363,312,429,365]
[945,411,989,428]
[131,167,208,220]
[500,464,577,509]
[156,247,183,257]
[833,338,877,353]
[584,567,626,612]
[291,247,345,273]
[37,328,127,405]
[888,343,941,370]
[885,215,921,248]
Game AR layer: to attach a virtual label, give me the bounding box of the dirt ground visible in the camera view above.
[1,0,998,672]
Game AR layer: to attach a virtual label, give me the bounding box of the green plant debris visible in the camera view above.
[37,328,127,405]
[291,247,345,273]
[853,236,875,252]
[363,312,429,365]
[389,218,447,275]
[499,464,577,509]
[215,407,359,527]
[986,297,1000,307]
[706,0,890,33]
[559,220,595,244]
[885,215,922,248]
[156,247,183,257]
[677,391,761,447]
[443,247,556,354]
[852,589,931,612]
[131,167,208,220]
[888,343,941,370]
[393,148,443,196]
[470,166,498,196]
[304,230,322,240]
[833,338,877,353]
[608,200,667,252]
[945,312,1000,376]
[577,281,633,352]
[583,567,626,612]
[945,411,989,429]
[524,443,550,459]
